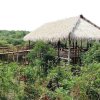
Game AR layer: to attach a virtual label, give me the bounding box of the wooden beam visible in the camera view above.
[80,15,100,30]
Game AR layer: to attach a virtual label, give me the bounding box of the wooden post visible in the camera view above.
[16,53,19,63]
[73,39,74,49]
[87,40,89,50]
[13,53,15,62]
[68,33,71,65]
[65,40,67,49]
[75,40,77,48]
[57,40,60,58]
[73,39,75,64]
[81,39,82,49]
[29,40,30,49]
[74,40,77,64]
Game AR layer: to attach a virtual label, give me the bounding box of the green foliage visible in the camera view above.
[8,38,24,45]
[0,62,100,100]
[82,42,100,64]
[55,87,72,100]
[28,41,56,75]
[0,63,41,100]
[0,30,29,46]
[0,63,22,99]
[71,63,100,100]
[0,40,9,47]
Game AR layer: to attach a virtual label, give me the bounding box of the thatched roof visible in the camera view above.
[24,15,100,42]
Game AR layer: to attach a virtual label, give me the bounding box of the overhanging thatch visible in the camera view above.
[24,15,100,42]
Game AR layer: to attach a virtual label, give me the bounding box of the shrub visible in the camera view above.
[28,41,56,75]
[0,40,8,47]
[82,42,100,64]
[71,63,100,100]
[8,39,24,45]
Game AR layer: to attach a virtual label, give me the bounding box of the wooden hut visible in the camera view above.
[24,15,100,64]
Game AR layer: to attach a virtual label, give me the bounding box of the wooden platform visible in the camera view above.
[0,46,87,65]
[0,50,31,55]
[0,47,31,64]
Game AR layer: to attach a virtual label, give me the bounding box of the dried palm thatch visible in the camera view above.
[24,15,100,42]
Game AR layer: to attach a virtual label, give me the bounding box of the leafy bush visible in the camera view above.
[0,40,8,47]
[28,41,56,75]
[0,62,100,100]
[71,63,100,100]
[8,39,24,45]
[0,63,22,99]
[82,42,100,64]
[0,63,40,100]
[0,30,29,46]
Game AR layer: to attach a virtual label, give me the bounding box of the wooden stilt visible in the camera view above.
[74,40,78,64]
[75,40,77,48]
[81,39,82,49]
[66,41,67,49]
[29,40,30,49]
[73,39,75,64]
[68,33,71,65]
[80,39,82,65]
[16,53,19,62]
[13,53,15,62]
[87,40,89,49]
[57,40,60,58]
[73,39,74,49]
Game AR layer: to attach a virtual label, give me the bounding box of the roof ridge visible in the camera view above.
[80,14,100,30]
[70,16,80,35]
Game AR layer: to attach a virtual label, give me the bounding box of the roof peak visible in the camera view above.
[80,14,84,18]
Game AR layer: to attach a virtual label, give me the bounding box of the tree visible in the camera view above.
[28,41,56,75]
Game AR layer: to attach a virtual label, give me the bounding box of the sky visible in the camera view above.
[0,0,100,31]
